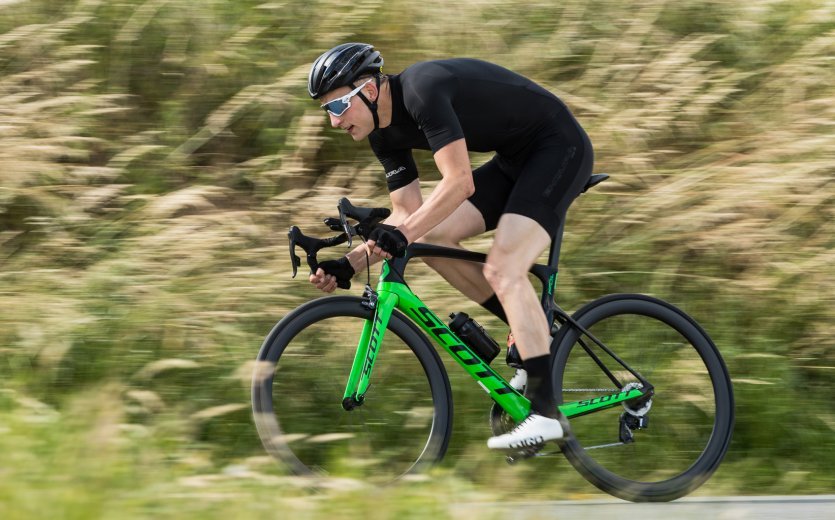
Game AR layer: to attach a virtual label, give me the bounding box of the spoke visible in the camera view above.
[584,441,629,451]
[562,388,619,393]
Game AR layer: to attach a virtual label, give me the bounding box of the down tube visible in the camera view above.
[388,282,531,423]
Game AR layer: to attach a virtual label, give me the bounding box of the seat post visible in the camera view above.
[545,173,608,270]
[547,214,566,269]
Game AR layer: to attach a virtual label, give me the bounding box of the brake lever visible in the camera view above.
[288,226,303,278]
[338,198,392,243]
[323,217,344,232]
[287,226,349,279]
[337,202,357,248]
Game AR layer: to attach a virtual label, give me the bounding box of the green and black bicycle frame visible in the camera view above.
[341,243,653,423]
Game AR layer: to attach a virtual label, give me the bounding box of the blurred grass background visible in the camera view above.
[0,0,833,517]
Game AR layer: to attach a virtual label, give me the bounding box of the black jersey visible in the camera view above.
[369,58,570,192]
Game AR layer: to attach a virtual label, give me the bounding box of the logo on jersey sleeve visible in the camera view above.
[386,166,406,178]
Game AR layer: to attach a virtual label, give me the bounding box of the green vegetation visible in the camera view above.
[0,0,833,516]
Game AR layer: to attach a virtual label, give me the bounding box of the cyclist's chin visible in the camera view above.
[346,125,370,141]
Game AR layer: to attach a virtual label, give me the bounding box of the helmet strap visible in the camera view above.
[353,75,381,130]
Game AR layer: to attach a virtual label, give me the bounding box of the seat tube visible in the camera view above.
[547,214,566,268]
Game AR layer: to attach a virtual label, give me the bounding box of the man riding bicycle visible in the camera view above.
[306,43,593,449]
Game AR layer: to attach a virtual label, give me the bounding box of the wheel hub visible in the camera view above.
[622,382,652,417]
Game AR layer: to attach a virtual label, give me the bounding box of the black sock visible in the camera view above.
[479,294,508,324]
[523,354,559,419]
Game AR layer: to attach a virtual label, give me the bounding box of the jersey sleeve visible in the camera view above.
[369,132,419,192]
[402,70,465,153]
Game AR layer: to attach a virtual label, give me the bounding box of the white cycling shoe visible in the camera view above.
[509,368,527,392]
[487,413,564,450]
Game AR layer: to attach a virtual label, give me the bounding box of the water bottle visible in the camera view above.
[448,312,501,364]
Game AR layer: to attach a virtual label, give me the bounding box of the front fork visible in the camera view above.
[342,286,397,410]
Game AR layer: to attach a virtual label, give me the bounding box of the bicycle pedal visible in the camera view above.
[505,447,541,464]
[505,446,562,464]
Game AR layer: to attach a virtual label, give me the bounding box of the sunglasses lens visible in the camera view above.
[323,99,349,116]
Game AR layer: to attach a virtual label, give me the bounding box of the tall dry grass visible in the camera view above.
[0,0,833,514]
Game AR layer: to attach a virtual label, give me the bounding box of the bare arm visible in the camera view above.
[367,138,473,258]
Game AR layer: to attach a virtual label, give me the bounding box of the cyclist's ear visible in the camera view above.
[364,75,385,103]
[365,81,378,102]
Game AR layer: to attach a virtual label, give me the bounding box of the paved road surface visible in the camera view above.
[450,495,835,519]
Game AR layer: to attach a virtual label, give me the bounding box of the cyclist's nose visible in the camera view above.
[328,113,342,127]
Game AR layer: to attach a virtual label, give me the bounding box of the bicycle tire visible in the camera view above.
[252,296,453,482]
[552,293,734,502]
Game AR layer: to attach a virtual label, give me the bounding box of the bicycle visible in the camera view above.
[251,174,735,502]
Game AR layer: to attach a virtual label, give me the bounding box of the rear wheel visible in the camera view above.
[552,294,734,502]
[252,296,453,483]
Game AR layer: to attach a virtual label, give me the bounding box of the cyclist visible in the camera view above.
[306,43,593,450]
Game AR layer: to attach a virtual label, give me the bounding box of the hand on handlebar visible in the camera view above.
[289,199,393,288]
[309,256,355,292]
[367,224,409,259]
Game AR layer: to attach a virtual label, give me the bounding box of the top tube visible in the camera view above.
[389,243,557,288]
[386,242,560,324]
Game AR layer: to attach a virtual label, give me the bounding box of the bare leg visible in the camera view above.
[482,213,552,360]
[482,213,568,448]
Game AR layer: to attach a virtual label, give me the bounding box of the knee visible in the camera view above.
[483,257,526,298]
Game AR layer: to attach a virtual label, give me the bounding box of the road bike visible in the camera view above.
[251,174,734,502]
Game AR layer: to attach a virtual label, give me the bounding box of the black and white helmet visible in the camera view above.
[307,43,384,99]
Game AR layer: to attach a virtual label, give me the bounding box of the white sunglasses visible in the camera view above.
[320,79,373,117]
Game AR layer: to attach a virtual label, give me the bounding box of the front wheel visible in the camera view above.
[252,296,453,483]
[552,294,734,502]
